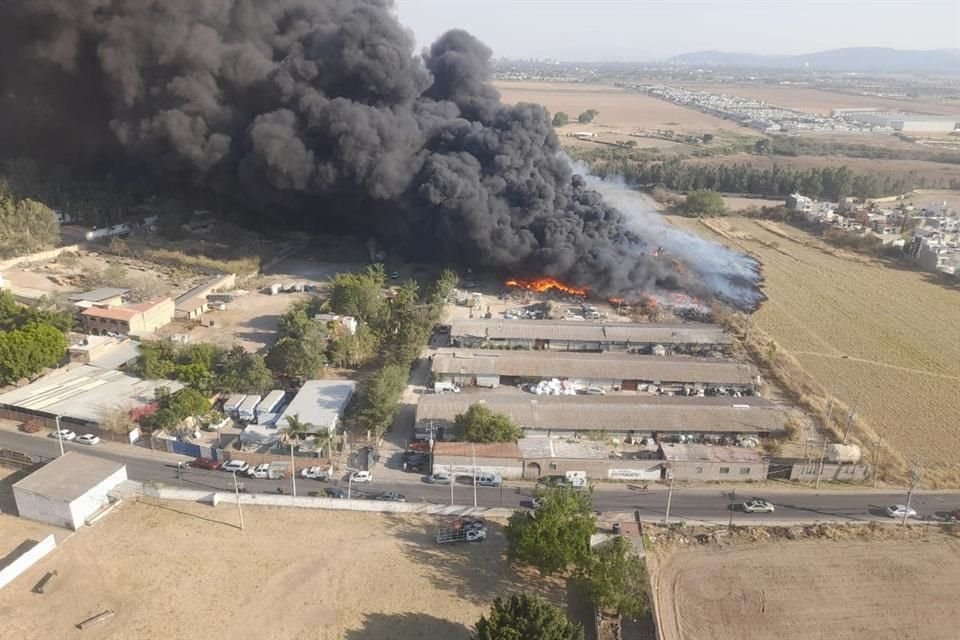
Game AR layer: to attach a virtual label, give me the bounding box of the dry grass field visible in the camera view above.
[0,501,560,640]
[685,153,960,183]
[652,536,960,640]
[494,81,742,144]
[676,83,960,118]
[667,215,960,485]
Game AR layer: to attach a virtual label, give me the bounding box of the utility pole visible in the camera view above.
[348,475,354,500]
[177,461,183,489]
[232,471,245,531]
[815,437,830,489]
[728,489,736,529]
[664,458,676,524]
[450,473,455,506]
[290,443,297,497]
[472,444,478,508]
[872,434,884,489]
[55,415,65,457]
[841,392,861,445]
[902,457,922,526]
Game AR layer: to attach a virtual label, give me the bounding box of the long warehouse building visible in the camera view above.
[416,394,788,440]
[448,319,732,355]
[431,348,759,393]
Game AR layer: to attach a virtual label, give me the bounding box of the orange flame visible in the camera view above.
[505,277,588,297]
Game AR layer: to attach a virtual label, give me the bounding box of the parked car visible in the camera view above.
[50,429,76,441]
[350,470,373,483]
[377,491,406,502]
[324,487,347,499]
[401,450,423,463]
[301,466,329,480]
[190,457,222,471]
[742,498,775,514]
[390,271,400,279]
[221,460,250,474]
[75,434,101,446]
[428,472,452,485]
[885,504,917,519]
[247,463,272,479]
[581,386,606,395]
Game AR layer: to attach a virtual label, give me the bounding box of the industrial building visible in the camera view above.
[13,453,127,530]
[415,394,787,440]
[839,110,959,133]
[241,380,356,447]
[659,442,768,482]
[80,297,175,336]
[67,287,130,309]
[517,437,664,481]
[448,319,732,355]
[430,348,758,393]
[431,442,524,479]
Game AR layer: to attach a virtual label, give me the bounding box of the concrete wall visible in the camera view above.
[432,455,523,479]
[670,460,768,482]
[0,535,57,590]
[130,298,175,334]
[0,244,82,271]
[790,462,870,483]
[522,457,664,481]
[13,491,73,530]
[68,466,127,529]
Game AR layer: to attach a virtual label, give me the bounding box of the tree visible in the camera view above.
[282,413,313,441]
[329,268,385,323]
[0,322,68,385]
[505,487,596,575]
[353,363,408,439]
[429,268,460,306]
[577,109,599,124]
[144,387,210,431]
[552,112,570,128]
[584,536,650,617]
[217,347,273,394]
[175,362,215,393]
[98,403,136,434]
[684,189,726,216]
[266,334,326,379]
[456,404,522,443]
[0,183,60,258]
[473,594,584,640]
[702,133,714,144]
[754,138,771,154]
[327,323,379,367]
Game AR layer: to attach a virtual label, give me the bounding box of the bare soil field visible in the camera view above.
[652,536,960,640]
[685,152,960,183]
[667,215,960,484]
[494,81,742,141]
[676,83,960,117]
[0,500,560,640]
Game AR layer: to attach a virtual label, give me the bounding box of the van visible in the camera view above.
[434,382,461,394]
[474,472,503,488]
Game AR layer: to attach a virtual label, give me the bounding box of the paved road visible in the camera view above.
[2,430,958,524]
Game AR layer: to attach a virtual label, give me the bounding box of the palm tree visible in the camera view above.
[282,413,313,443]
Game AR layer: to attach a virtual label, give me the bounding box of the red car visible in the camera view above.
[190,457,222,471]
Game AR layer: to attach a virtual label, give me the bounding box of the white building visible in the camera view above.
[13,453,127,530]
[276,380,357,434]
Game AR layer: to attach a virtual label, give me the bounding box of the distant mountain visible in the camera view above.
[669,48,960,74]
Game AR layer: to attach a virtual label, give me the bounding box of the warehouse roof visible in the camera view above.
[431,349,755,385]
[14,452,125,503]
[660,442,765,464]
[449,319,731,345]
[416,394,787,434]
[277,380,356,433]
[517,437,610,460]
[432,442,522,459]
[68,287,129,303]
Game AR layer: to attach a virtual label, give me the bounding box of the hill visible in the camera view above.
[670,47,960,74]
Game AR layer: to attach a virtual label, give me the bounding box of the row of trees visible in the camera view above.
[0,291,71,385]
[551,109,600,128]
[134,341,274,396]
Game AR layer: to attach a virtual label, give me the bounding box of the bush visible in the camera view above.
[684,189,726,217]
[456,404,522,443]
[473,594,584,640]
[20,419,44,433]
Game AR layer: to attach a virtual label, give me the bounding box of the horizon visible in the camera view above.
[395,0,960,62]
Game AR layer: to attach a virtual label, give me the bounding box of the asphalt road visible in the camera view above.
[3,430,958,524]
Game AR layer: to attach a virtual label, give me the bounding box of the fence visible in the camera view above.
[0,535,57,590]
[0,244,82,271]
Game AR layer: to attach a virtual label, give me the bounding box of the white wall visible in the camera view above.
[68,466,128,529]
[13,491,74,530]
[0,535,57,590]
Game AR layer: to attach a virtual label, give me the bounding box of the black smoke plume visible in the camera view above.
[0,0,762,308]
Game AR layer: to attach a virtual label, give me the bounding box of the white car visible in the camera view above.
[50,429,76,441]
[247,463,271,479]
[221,460,249,474]
[301,466,328,480]
[350,470,373,483]
[742,498,775,514]
[76,434,101,446]
[428,472,452,485]
[885,504,917,519]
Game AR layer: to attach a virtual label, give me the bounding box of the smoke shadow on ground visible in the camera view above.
[379,514,564,609]
[343,612,471,640]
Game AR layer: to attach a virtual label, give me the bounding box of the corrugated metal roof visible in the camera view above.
[431,349,754,384]
[449,319,731,345]
[416,394,786,434]
[660,442,764,463]
[277,380,357,432]
[432,442,522,459]
[67,287,129,302]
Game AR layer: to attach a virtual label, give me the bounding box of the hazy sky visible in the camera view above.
[394,0,960,61]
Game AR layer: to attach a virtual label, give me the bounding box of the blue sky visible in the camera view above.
[394,0,960,61]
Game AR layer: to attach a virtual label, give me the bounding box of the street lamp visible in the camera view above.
[177,461,183,489]
[55,415,65,457]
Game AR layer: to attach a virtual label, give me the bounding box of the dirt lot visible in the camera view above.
[495,81,743,143]
[667,215,960,485]
[0,500,562,640]
[674,83,960,118]
[652,535,960,640]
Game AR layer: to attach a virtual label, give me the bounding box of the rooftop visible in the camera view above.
[67,287,129,303]
[517,437,610,460]
[432,441,522,459]
[14,452,125,502]
[81,305,138,321]
[0,364,183,424]
[660,442,765,464]
[276,380,357,432]
[431,349,755,384]
[416,394,787,434]
[175,296,207,313]
[449,319,731,345]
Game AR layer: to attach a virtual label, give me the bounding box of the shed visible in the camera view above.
[237,395,262,421]
[223,394,247,416]
[13,453,127,530]
[277,380,357,434]
[257,390,286,417]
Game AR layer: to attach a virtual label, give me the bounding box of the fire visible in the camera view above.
[505,277,588,297]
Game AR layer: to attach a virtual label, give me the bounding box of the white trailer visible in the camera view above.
[237,394,262,422]
[257,390,286,417]
[223,394,247,417]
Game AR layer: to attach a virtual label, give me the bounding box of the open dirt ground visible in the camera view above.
[667,215,960,485]
[495,81,742,143]
[652,536,960,640]
[674,83,960,118]
[0,500,560,640]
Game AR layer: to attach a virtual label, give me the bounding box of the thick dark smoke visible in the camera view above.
[0,0,762,307]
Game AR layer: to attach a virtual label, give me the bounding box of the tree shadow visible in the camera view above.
[343,612,471,640]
